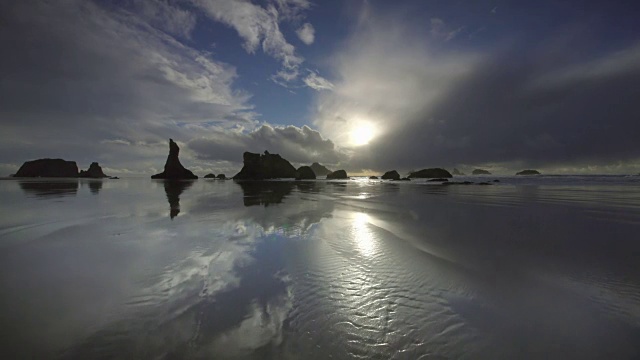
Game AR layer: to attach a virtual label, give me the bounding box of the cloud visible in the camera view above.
[132,0,197,38]
[296,23,315,45]
[430,18,464,42]
[192,0,306,82]
[311,4,640,174]
[303,71,334,91]
[188,124,346,165]
[272,0,312,21]
[0,0,256,174]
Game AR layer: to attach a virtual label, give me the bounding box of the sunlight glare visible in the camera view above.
[350,122,375,146]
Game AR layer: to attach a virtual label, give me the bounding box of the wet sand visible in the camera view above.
[1,177,639,359]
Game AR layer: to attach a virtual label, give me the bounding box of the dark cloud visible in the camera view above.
[188,124,346,165]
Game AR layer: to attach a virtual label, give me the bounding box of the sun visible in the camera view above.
[350,122,376,146]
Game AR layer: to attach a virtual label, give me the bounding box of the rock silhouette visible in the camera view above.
[452,168,465,176]
[381,170,400,180]
[14,159,79,178]
[369,176,379,179]
[79,162,108,178]
[217,174,226,180]
[409,168,452,178]
[151,139,198,180]
[516,169,541,175]
[326,169,348,179]
[233,151,297,180]
[472,169,491,175]
[295,166,316,180]
[204,173,216,179]
[310,162,331,176]
[163,180,194,219]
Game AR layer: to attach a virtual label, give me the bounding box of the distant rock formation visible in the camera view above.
[381,170,400,180]
[217,174,226,180]
[204,173,216,179]
[408,168,452,178]
[79,162,108,178]
[151,139,198,180]
[296,166,316,180]
[14,158,79,178]
[369,176,379,179]
[310,162,331,176]
[233,151,297,180]
[399,177,411,181]
[516,169,541,175]
[472,169,491,175]
[428,178,449,182]
[452,168,465,176]
[326,169,348,179]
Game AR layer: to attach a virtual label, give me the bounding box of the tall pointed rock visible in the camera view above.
[151,139,198,179]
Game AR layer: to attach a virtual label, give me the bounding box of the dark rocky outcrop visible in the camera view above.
[428,178,449,182]
[516,169,541,175]
[326,169,348,179]
[151,139,198,180]
[369,176,379,179]
[79,162,108,178]
[310,162,331,176]
[295,166,316,180]
[217,174,226,180]
[452,168,465,176]
[409,168,452,179]
[493,179,500,182]
[472,169,491,175]
[381,170,400,180]
[233,151,297,180]
[14,158,79,178]
[204,173,216,179]
[399,177,411,181]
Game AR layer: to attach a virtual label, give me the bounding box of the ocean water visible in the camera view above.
[1,176,640,359]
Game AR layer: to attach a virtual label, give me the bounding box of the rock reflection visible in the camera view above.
[163,180,194,219]
[237,181,295,206]
[18,180,79,198]
[87,180,102,195]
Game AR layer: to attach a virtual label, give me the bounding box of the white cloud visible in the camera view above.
[303,71,334,91]
[192,0,305,82]
[296,23,315,45]
[132,0,197,38]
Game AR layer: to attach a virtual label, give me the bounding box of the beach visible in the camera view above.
[1,177,639,359]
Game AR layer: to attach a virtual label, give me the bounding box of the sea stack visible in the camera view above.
[233,151,297,180]
[295,166,316,180]
[310,162,331,176]
[408,168,452,178]
[14,159,79,178]
[381,170,400,180]
[204,173,216,179]
[151,139,198,180]
[472,169,491,175]
[79,162,108,178]
[326,170,348,179]
[516,169,541,175]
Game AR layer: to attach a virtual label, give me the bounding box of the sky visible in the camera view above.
[1,0,639,176]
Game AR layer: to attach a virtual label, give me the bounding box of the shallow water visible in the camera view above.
[1,177,640,359]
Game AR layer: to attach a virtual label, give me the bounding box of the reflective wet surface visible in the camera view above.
[1,177,640,359]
